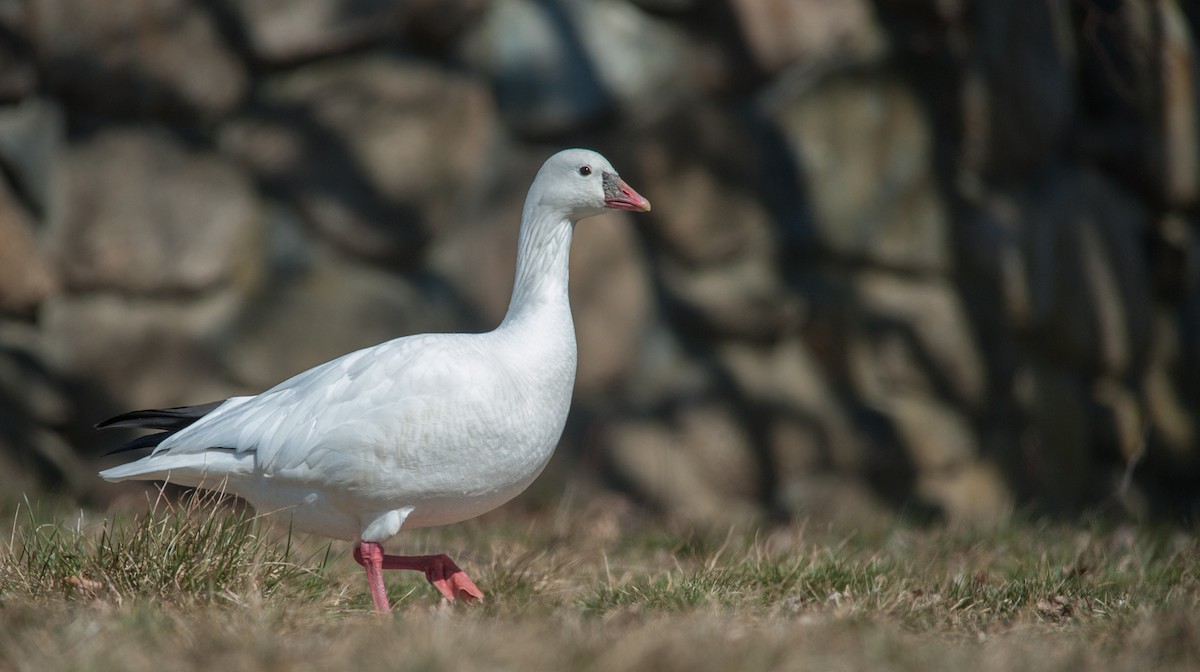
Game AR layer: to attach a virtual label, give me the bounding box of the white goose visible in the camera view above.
[98,149,651,612]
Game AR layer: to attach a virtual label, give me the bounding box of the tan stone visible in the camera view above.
[32,0,246,118]
[730,0,886,74]
[916,462,1014,526]
[0,179,56,315]
[851,273,987,408]
[1159,0,1200,207]
[50,129,260,295]
[771,75,950,273]
[606,402,763,524]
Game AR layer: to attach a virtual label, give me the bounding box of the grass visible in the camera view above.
[0,488,1197,671]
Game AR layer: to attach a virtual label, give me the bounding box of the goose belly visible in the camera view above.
[286,390,569,534]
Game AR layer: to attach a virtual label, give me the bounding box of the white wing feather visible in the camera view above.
[152,333,475,473]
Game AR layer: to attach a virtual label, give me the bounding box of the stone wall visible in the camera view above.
[1,0,1198,523]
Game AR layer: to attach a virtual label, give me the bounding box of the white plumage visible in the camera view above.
[98,149,651,610]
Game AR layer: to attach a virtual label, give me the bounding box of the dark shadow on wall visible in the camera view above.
[865,0,1200,520]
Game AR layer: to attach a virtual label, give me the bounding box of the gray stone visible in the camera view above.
[730,0,886,74]
[0,321,70,425]
[424,149,528,327]
[915,461,1013,526]
[40,291,244,413]
[1018,170,1154,377]
[230,0,404,64]
[776,474,892,530]
[463,0,689,135]
[220,248,468,392]
[717,337,860,471]
[959,0,1077,178]
[848,272,987,409]
[0,178,56,315]
[768,73,950,274]
[0,97,65,213]
[237,56,496,260]
[49,129,261,294]
[31,0,247,119]
[660,254,801,340]
[0,0,35,103]
[633,109,777,266]
[605,401,763,525]
[569,213,656,400]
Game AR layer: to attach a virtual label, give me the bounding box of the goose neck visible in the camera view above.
[501,206,575,329]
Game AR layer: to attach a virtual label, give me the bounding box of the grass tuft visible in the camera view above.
[0,489,333,606]
[0,497,1198,671]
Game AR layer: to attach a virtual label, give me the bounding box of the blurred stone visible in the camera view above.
[266,57,495,209]
[220,248,468,392]
[49,129,261,294]
[888,392,978,473]
[231,0,404,64]
[916,461,1013,526]
[606,400,763,524]
[730,0,886,74]
[1144,307,1197,464]
[1069,1,1171,200]
[627,0,697,12]
[620,319,714,410]
[959,193,1034,329]
[718,337,859,471]
[659,253,800,340]
[425,148,530,327]
[0,179,57,315]
[849,272,987,408]
[0,321,70,425]
[464,0,688,136]
[0,97,65,212]
[221,114,426,264]
[1012,365,1092,511]
[241,56,496,260]
[1159,0,1200,208]
[1092,377,1145,464]
[0,424,42,497]
[0,36,34,103]
[1017,170,1154,377]
[405,0,489,49]
[776,474,892,529]
[40,291,243,413]
[31,0,246,119]
[0,1,35,101]
[569,214,655,400]
[769,73,950,273]
[959,0,1076,178]
[634,107,777,266]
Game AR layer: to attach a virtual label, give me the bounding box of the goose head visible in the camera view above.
[529,149,651,222]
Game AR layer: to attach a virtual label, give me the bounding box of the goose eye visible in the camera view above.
[579,165,592,176]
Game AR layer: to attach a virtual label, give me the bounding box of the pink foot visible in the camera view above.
[354,542,484,611]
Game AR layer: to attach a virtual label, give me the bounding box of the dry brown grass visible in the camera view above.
[0,489,1197,671]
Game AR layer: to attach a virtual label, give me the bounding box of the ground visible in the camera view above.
[1,487,1197,671]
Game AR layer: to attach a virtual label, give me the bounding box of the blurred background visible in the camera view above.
[0,0,1198,525]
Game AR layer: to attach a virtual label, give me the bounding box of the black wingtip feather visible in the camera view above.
[95,401,225,431]
[102,432,171,456]
[97,400,226,456]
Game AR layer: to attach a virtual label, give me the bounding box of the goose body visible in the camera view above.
[99,149,651,610]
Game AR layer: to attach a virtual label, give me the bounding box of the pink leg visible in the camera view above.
[354,541,484,610]
[353,542,393,613]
